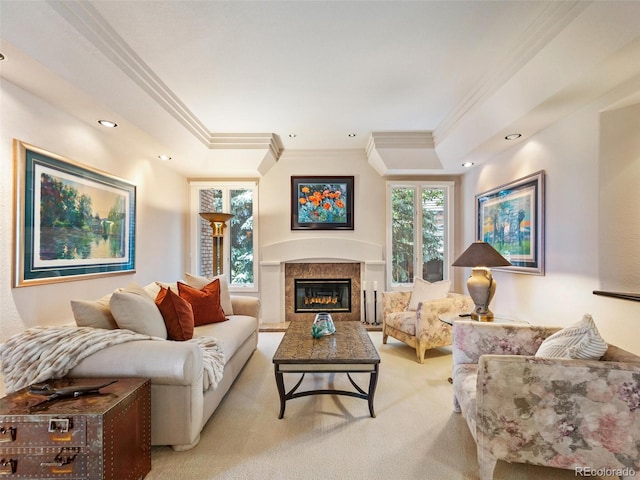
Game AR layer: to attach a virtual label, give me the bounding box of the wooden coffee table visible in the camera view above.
[272,320,380,419]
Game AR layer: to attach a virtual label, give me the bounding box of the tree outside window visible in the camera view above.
[388,182,452,288]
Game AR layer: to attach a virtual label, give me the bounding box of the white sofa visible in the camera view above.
[67,294,260,451]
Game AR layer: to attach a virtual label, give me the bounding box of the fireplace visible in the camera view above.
[294,279,351,313]
[284,262,361,322]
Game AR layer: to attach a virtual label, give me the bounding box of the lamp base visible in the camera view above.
[471,311,494,322]
[467,268,497,323]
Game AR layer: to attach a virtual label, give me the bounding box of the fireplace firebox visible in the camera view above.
[294,279,351,313]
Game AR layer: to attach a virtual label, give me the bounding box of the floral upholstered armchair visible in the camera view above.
[451,320,640,480]
[381,290,473,363]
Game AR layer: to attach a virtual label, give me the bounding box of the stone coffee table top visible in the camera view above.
[273,320,380,365]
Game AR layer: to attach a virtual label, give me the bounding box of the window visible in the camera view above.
[386,181,454,288]
[189,181,258,290]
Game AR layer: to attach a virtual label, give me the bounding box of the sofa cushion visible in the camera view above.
[407,278,450,311]
[194,314,258,362]
[185,273,234,315]
[155,287,195,341]
[535,314,608,360]
[178,280,227,326]
[109,283,168,339]
[71,293,117,330]
[385,311,418,336]
[143,281,179,300]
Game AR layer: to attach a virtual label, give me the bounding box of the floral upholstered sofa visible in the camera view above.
[451,320,640,480]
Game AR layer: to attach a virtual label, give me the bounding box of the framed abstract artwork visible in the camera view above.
[13,140,136,286]
[476,170,545,275]
[291,176,354,230]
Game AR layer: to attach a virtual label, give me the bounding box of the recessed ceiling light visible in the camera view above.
[348,133,357,137]
[158,155,171,161]
[505,133,522,140]
[98,120,118,128]
[462,162,474,168]
[288,134,297,138]
[0,53,5,61]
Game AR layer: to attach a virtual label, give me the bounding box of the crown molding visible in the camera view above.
[366,131,435,151]
[50,0,283,162]
[433,1,588,145]
[366,131,442,176]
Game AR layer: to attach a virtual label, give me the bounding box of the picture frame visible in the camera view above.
[476,170,544,275]
[13,140,136,287]
[291,176,354,230]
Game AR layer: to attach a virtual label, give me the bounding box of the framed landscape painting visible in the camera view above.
[476,170,545,275]
[291,176,354,230]
[13,140,136,286]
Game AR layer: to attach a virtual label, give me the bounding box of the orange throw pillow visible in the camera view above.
[155,287,195,341]
[177,279,227,326]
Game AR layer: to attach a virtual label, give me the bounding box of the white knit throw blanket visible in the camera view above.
[0,326,225,394]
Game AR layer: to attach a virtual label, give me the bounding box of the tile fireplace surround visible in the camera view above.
[285,263,360,322]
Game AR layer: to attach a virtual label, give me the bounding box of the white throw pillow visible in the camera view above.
[535,314,608,360]
[70,293,117,330]
[406,278,451,311]
[109,283,168,339]
[185,272,234,315]
[143,281,178,300]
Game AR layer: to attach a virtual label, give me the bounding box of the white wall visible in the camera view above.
[459,99,640,354]
[0,79,188,343]
[599,103,640,293]
[258,150,387,248]
[257,150,386,322]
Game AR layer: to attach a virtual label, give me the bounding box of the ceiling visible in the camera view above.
[1,1,640,178]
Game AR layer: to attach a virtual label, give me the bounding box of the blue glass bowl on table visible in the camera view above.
[311,312,336,338]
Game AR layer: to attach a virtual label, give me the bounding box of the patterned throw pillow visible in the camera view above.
[407,278,451,311]
[155,287,194,341]
[177,279,227,326]
[535,314,608,360]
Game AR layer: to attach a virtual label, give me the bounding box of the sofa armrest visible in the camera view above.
[416,294,474,328]
[476,354,640,470]
[230,295,260,319]
[452,321,561,366]
[68,340,203,387]
[381,291,411,317]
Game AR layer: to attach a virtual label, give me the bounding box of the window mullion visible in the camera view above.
[415,186,423,282]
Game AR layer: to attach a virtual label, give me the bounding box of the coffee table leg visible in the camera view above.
[368,364,379,418]
[274,365,286,419]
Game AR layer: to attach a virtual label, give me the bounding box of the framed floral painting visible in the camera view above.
[291,176,354,230]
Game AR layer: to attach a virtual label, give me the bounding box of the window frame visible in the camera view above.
[189,180,259,293]
[385,180,454,290]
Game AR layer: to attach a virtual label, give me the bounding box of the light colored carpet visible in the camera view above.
[146,332,613,480]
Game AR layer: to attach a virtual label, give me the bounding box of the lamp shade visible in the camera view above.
[452,241,511,268]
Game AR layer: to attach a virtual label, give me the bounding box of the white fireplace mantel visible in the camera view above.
[260,238,385,323]
[262,238,383,263]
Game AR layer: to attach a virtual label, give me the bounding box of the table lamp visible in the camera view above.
[452,241,511,321]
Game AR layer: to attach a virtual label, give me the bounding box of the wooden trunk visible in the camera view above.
[0,377,151,480]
